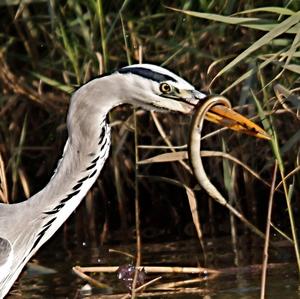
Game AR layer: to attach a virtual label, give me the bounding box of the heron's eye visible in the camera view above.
[159,83,172,94]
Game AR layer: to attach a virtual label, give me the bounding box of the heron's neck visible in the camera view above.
[0,76,124,292]
[29,75,122,217]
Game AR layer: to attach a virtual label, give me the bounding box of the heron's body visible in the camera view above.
[0,64,205,297]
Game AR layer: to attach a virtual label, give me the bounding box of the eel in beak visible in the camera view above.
[197,95,270,140]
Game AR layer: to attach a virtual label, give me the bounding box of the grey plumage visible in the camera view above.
[0,64,205,297]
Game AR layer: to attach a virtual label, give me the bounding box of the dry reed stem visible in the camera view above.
[138,150,270,187]
[153,276,217,289]
[274,84,300,120]
[74,265,220,275]
[275,165,300,191]
[119,277,162,299]
[132,108,142,299]
[0,52,41,103]
[90,287,209,298]
[18,168,30,198]
[109,249,135,259]
[270,222,293,244]
[260,161,278,299]
[74,263,288,298]
[72,266,110,289]
[184,185,207,262]
[150,111,192,174]
[0,153,9,203]
[73,265,217,298]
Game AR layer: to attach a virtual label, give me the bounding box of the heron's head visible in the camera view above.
[116,64,205,114]
[113,64,270,140]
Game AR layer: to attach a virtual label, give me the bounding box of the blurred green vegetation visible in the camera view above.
[0,0,299,263]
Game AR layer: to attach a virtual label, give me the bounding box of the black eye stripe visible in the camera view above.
[119,67,177,83]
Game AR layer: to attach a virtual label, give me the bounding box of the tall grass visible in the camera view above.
[0,0,299,287]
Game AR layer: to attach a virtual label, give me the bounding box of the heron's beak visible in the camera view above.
[206,105,270,140]
[190,91,270,140]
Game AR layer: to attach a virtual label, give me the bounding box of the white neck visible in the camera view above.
[0,74,124,297]
[27,75,126,249]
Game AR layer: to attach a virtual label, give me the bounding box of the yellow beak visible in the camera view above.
[205,104,270,140]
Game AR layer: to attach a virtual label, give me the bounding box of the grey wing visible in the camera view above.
[0,202,37,297]
[0,204,16,281]
[0,237,13,271]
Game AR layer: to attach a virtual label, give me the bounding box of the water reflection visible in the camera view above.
[10,232,299,299]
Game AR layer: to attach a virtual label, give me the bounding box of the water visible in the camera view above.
[8,233,300,298]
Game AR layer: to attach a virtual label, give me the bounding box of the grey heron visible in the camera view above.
[0,64,268,297]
